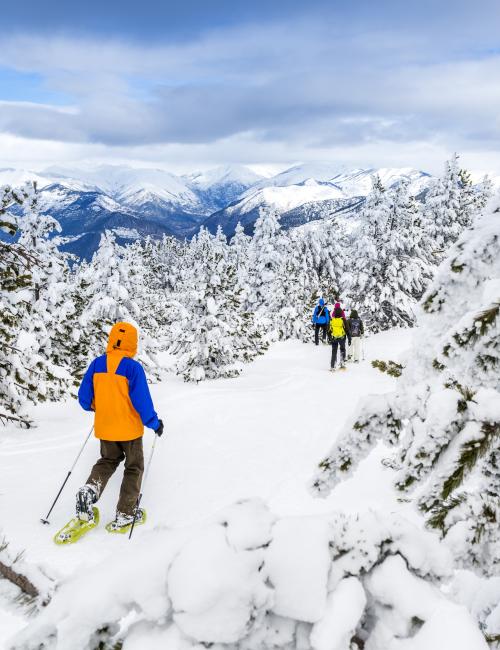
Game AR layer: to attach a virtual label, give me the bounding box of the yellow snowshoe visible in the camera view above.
[106,509,147,535]
[54,507,100,545]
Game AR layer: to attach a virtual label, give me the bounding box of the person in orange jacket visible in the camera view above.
[76,322,163,530]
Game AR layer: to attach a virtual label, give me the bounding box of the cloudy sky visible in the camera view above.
[1,0,499,174]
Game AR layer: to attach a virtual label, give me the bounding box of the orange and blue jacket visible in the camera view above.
[78,322,160,441]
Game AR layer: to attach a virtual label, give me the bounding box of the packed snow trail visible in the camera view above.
[0,330,412,586]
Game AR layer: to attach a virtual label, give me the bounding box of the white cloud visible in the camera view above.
[2,130,499,177]
[0,17,499,172]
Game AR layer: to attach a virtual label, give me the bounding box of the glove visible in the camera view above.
[155,419,164,437]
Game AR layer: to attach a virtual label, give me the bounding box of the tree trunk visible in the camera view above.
[0,559,39,598]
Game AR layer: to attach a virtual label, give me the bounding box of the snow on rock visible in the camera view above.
[265,517,331,623]
[310,577,366,650]
[169,524,272,643]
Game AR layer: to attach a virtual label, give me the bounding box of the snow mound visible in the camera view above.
[169,524,271,643]
[8,501,486,650]
[266,517,331,622]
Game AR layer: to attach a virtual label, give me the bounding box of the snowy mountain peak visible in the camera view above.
[2,162,439,256]
[329,167,430,197]
[186,164,264,190]
[257,162,349,188]
[0,167,55,190]
[45,164,193,197]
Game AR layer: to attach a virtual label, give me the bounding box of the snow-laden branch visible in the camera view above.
[8,499,487,650]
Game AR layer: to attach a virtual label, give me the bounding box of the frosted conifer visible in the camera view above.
[173,228,267,382]
[0,183,70,425]
[246,208,287,334]
[312,196,500,575]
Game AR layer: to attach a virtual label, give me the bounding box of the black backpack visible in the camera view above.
[350,318,361,337]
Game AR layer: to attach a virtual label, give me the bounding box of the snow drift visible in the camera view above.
[9,499,487,650]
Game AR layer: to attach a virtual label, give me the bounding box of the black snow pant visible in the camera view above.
[331,337,347,368]
[315,323,327,345]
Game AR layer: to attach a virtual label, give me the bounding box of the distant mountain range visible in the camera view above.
[1,162,489,259]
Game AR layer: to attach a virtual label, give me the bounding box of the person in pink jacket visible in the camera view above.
[333,297,346,319]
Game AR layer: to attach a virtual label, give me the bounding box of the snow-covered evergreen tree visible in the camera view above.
[121,239,170,369]
[72,233,122,367]
[343,176,392,330]
[382,178,434,313]
[246,208,287,335]
[312,195,500,576]
[316,218,346,296]
[229,221,251,290]
[274,229,313,341]
[15,186,77,388]
[74,231,161,377]
[0,182,72,425]
[424,154,491,257]
[1,184,38,425]
[344,176,435,331]
[214,224,228,252]
[173,228,267,382]
[155,234,186,293]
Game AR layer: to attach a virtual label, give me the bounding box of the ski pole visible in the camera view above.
[129,434,158,540]
[40,426,94,525]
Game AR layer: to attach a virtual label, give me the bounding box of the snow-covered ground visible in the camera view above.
[0,330,414,645]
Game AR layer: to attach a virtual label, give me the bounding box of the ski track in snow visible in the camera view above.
[0,329,413,640]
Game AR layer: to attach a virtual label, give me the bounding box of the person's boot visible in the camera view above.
[106,507,146,533]
[76,485,98,522]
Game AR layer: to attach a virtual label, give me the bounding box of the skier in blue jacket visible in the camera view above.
[312,298,330,345]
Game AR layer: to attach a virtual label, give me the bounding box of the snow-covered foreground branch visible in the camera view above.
[0,534,54,606]
[9,499,488,650]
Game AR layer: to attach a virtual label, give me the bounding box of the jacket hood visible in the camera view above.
[319,298,325,306]
[106,322,138,357]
